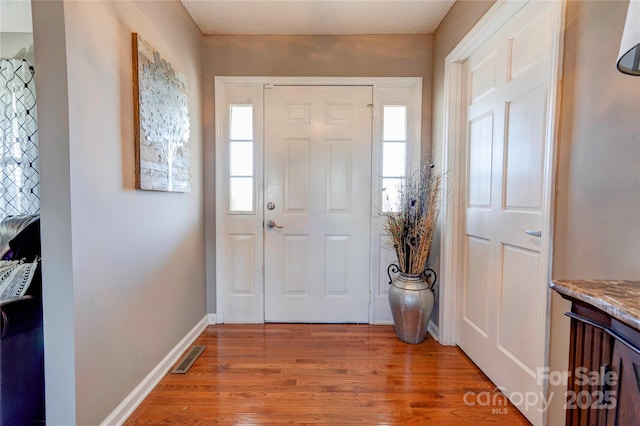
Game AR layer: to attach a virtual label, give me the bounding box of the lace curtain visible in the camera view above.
[0,59,40,217]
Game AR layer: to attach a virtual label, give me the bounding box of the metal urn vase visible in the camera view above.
[387,264,437,344]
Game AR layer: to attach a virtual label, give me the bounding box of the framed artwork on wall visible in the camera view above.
[132,33,191,192]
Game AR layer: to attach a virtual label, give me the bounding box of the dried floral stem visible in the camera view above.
[384,166,441,275]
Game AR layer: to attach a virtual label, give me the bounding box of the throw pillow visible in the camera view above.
[0,259,39,302]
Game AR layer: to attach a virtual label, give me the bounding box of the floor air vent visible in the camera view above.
[171,345,205,374]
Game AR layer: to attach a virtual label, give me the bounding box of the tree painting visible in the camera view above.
[133,34,191,192]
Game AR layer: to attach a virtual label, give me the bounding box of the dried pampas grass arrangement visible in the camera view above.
[384,165,442,275]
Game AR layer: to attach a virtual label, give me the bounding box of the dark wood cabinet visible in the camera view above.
[607,321,640,426]
[563,299,640,426]
[565,301,614,425]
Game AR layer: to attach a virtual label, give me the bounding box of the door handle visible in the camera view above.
[267,220,284,229]
[525,230,542,237]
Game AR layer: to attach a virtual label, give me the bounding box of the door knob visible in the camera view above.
[525,230,542,237]
[267,220,284,229]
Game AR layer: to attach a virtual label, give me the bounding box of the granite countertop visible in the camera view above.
[550,280,640,331]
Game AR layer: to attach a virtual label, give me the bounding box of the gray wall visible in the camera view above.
[202,34,434,313]
[32,0,205,424]
[554,1,640,280]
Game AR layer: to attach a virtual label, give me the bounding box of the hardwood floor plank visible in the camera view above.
[125,324,530,425]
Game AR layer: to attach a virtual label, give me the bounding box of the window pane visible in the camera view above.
[382,142,406,177]
[230,177,253,212]
[382,178,404,213]
[383,105,407,141]
[230,105,253,140]
[230,141,253,176]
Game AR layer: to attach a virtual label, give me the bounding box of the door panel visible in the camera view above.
[228,234,256,294]
[470,53,497,102]
[326,140,351,211]
[468,113,494,207]
[499,243,541,372]
[284,236,308,294]
[509,10,551,79]
[264,86,373,323]
[463,236,491,336]
[504,88,547,210]
[285,139,309,211]
[325,236,349,294]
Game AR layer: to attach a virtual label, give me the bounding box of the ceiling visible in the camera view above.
[0,0,455,36]
[180,0,456,35]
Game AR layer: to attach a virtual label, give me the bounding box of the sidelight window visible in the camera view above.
[229,105,254,212]
[381,105,407,213]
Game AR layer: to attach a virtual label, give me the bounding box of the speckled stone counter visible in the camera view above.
[550,279,640,331]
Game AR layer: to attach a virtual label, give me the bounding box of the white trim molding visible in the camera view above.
[438,0,566,347]
[100,316,208,425]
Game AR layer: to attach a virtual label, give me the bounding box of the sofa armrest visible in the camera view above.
[0,295,33,308]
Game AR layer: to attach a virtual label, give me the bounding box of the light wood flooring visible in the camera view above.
[125,324,530,425]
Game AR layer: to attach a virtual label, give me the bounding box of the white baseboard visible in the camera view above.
[427,320,440,342]
[100,315,208,426]
[207,313,217,324]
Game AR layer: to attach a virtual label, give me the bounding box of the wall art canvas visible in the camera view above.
[132,33,191,192]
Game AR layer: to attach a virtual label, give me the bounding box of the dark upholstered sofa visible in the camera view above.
[0,215,45,425]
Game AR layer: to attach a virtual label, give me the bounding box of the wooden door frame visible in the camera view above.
[438,0,566,347]
[214,76,422,324]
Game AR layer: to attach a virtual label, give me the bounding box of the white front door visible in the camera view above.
[215,77,422,325]
[457,2,556,424]
[264,86,373,322]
